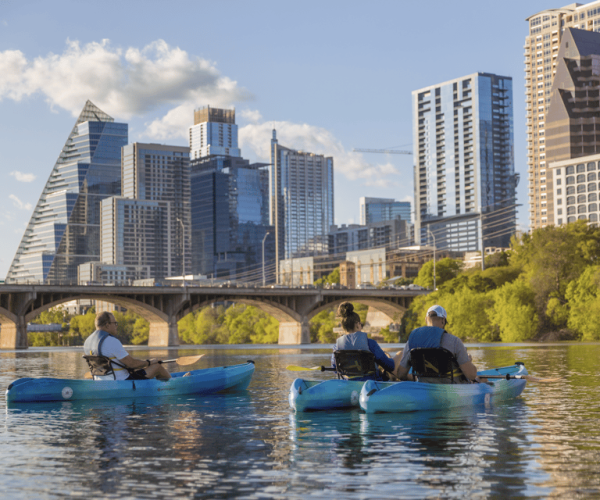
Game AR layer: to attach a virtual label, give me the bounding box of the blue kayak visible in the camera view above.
[360,363,527,413]
[6,361,255,403]
[289,378,365,411]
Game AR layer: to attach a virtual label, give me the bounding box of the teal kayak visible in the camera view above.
[6,361,255,404]
[359,363,527,413]
[289,378,365,411]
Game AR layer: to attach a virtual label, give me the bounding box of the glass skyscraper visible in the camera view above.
[6,101,127,284]
[359,197,412,225]
[190,156,273,281]
[270,129,334,276]
[412,72,517,252]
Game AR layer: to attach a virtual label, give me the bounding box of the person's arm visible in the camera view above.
[459,356,478,381]
[452,339,478,381]
[367,339,395,373]
[117,355,160,371]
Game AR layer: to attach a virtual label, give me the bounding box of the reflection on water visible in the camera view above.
[0,344,599,498]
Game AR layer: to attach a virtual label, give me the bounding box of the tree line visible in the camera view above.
[403,220,600,342]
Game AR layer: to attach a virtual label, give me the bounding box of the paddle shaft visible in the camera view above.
[481,374,559,382]
[84,354,204,378]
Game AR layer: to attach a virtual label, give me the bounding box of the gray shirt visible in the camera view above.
[399,330,470,369]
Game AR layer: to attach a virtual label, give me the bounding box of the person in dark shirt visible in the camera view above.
[331,302,402,379]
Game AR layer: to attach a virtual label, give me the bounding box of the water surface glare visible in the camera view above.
[1,344,600,499]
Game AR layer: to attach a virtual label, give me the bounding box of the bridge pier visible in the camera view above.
[0,317,28,349]
[278,316,310,344]
[148,317,180,347]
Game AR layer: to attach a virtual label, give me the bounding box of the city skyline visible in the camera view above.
[0,0,570,278]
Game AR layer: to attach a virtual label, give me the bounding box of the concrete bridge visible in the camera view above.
[0,285,428,349]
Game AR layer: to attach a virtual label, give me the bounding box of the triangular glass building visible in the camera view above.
[6,101,128,284]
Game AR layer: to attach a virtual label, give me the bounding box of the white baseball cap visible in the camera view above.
[426,305,447,320]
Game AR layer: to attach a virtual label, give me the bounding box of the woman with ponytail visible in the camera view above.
[331,302,402,380]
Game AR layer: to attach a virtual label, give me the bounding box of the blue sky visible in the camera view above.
[0,0,554,279]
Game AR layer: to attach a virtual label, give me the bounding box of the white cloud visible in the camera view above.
[10,171,36,182]
[9,194,32,211]
[238,108,262,123]
[0,39,252,129]
[239,120,400,187]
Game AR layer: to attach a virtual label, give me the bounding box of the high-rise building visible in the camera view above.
[190,156,273,281]
[412,72,516,252]
[359,197,412,225]
[100,197,172,278]
[328,219,408,255]
[525,2,600,229]
[541,28,600,224]
[270,129,334,276]
[188,106,240,160]
[118,143,191,278]
[6,101,127,284]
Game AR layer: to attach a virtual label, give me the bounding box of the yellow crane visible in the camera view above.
[352,148,412,155]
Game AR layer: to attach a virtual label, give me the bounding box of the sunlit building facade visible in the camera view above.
[412,72,516,252]
[6,101,127,284]
[525,1,600,229]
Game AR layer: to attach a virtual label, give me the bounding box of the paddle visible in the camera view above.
[286,365,336,372]
[480,374,561,382]
[84,354,205,379]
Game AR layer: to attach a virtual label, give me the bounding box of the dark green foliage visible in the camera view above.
[314,267,340,286]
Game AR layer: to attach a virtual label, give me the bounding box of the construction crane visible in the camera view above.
[353,148,412,155]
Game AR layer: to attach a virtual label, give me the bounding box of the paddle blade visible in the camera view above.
[286,365,322,371]
[175,354,205,366]
[84,372,93,379]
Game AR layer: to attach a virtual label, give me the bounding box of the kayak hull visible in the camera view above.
[360,364,527,413]
[289,378,365,411]
[6,361,255,403]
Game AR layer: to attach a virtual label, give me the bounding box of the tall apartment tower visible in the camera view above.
[188,106,240,160]
[190,156,273,280]
[525,2,600,229]
[359,197,411,225]
[412,73,516,252]
[6,101,127,284]
[270,129,334,276]
[113,143,191,278]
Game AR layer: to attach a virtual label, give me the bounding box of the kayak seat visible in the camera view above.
[410,348,467,384]
[333,350,378,380]
[83,355,117,379]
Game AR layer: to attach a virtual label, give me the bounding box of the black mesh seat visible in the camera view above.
[409,347,467,384]
[333,350,378,379]
[83,355,117,379]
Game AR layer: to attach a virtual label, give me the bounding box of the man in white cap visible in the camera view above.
[394,304,478,383]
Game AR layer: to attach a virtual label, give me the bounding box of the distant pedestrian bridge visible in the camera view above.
[0,285,429,349]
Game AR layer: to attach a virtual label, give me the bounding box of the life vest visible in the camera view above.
[336,331,370,351]
[83,330,128,378]
[408,327,465,383]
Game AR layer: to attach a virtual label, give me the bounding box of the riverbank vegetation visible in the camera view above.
[402,220,600,342]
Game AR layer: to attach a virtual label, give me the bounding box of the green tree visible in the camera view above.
[309,309,337,343]
[131,317,150,345]
[69,309,97,339]
[489,279,538,342]
[485,251,510,268]
[566,266,600,340]
[413,257,463,289]
[509,221,600,331]
[314,267,340,286]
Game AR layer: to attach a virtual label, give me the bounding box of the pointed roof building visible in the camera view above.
[6,101,128,284]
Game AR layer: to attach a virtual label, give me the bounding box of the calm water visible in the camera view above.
[1,343,600,499]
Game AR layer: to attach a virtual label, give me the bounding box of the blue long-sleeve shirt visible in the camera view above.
[331,334,395,377]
